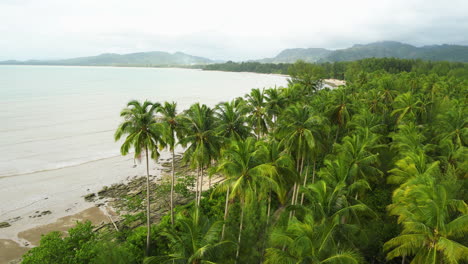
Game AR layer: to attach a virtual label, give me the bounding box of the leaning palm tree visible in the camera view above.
[156,101,182,226]
[114,100,162,256]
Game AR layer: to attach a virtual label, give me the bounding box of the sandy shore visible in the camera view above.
[323,78,346,87]
[0,207,114,264]
[0,148,182,263]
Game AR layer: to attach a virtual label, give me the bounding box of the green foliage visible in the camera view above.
[22,57,468,263]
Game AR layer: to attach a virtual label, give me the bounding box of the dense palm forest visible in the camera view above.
[22,58,467,264]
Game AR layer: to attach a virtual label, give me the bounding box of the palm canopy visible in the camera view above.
[114,100,162,160]
[385,179,468,263]
[214,100,251,142]
[156,101,183,150]
[245,88,268,139]
[265,213,364,264]
[179,103,221,169]
[214,137,282,205]
[144,209,233,264]
[277,104,322,164]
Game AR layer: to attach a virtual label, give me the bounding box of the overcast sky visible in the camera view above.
[1,0,467,61]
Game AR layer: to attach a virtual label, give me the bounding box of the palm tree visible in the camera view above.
[391,92,422,124]
[157,101,182,226]
[214,137,281,262]
[385,179,468,263]
[114,100,162,255]
[277,104,321,211]
[265,213,364,264]
[144,209,234,264]
[245,88,268,139]
[179,103,221,206]
[327,88,353,142]
[214,100,251,142]
[264,88,285,131]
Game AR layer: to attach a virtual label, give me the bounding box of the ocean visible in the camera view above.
[0,65,288,177]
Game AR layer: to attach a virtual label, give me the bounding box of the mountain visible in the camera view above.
[259,41,468,63]
[0,51,215,66]
[257,48,332,63]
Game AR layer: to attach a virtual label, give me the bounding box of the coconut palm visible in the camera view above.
[277,103,321,210]
[385,179,468,263]
[157,101,182,226]
[391,92,423,124]
[114,100,162,255]
[144,209,234,264]
[265,213,364,264]
[214,100,251,142]
[264,88,285,131]
[179,103,221,206]
[327,88,353,142]
[214,137,281,262]
[435,104,467,147]
[245,88,268,139]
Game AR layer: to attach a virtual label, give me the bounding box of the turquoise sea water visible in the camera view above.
[0,66,287,177]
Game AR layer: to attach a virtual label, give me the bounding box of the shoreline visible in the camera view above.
[0,148,222,264]
[0,148,181,242]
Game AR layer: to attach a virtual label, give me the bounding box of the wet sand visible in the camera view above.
[0,206,113,264]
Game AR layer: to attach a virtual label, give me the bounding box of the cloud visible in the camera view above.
[0,0,467,61]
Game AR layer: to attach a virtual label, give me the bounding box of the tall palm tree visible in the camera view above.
[277,104,321,211]
[115,100,162,255]
[245,88,268,139]
[144,209,233,264]
[264,88,285,131]
[157,101,182,226]
[180,103,221,206]
[214,137,281,262]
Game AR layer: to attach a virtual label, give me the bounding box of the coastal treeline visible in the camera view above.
[203,57,468,81]
[22,58,468,264]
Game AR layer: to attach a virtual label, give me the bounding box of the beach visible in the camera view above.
[0,66,288,263]
[0,152,165,263]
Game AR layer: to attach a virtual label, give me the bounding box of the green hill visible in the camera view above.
[258,48,332,63]
[0,51,214,66]
[260,41,468,63]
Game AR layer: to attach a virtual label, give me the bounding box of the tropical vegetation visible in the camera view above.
[23,58,467,263]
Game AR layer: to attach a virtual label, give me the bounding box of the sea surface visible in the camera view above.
[0,65,288,177]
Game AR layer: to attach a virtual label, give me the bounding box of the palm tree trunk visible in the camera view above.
[221,186,230,240]
[235,201,245,264]
[311,160,316,183]
[170,148,175,226]
[199,166,204,206]
[334,125,340,143]
[401,255,405,264]
[266,190,271,226]
[195,167,200,205]
[300,164,309,205]
[289,183,297,220]
[294,156,305,209]
[145,146,151,256]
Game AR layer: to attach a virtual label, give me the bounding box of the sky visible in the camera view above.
[1,0,467,61]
